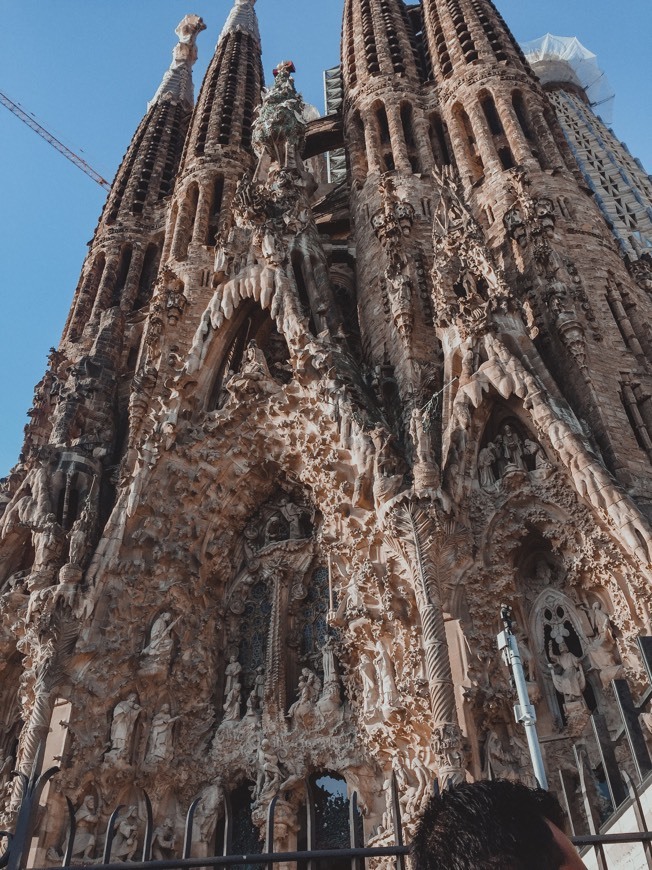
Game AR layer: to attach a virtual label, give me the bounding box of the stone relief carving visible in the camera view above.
[105,694,142,764]
[3,9,652,861]
[112,806,140,861]
[145,705,180,765]
[371,176,417,344]
[477,420,553,492]
[152,818,177,861]
[431,165,512,338]
[70,795,100,861]
[504,168,600,357]
[140,612,179,675]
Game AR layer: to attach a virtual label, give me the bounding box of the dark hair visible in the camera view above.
[411,779,568,870]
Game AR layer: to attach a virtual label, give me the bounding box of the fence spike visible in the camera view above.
[102,805,125,864]
[7,766,59,870]
[141,792,154,862]
[62,797,77,867]
[0,832,13,870]
[222,789,233,857]
[349,791,363,870]
[265,795,278,870]
[390,771,406,870]
[304,779,317,870]
[182,798,201,860]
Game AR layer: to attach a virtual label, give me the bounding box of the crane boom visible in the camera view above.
[0,89,112,192]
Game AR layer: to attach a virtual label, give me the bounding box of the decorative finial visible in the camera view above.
[149,15,207,110]
[273,60,296,78]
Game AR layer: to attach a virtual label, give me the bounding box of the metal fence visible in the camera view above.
[4,765,652,870]
[6,637,652,869]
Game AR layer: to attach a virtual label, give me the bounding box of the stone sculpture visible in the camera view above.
[3,0,652,855]
[548,641,586,710]
[152,818,177,860]
[71,795,100,861]
[224,656,242,698]
[106,694,142,763]
[195,780,224,847]
[112,806,139,862]
[145,705,180,765]
[141,613,178,673]
[221,682,242,727]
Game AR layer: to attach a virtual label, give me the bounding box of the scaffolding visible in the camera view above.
[523,34,616,124]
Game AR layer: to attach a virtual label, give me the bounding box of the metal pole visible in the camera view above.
[497,605,548,790]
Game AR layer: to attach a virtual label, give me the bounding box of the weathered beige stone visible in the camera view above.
[1,0,652,860]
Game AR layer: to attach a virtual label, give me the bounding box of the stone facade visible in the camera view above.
[1,0,652,861]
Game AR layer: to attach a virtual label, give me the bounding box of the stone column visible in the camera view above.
[362,109,383,175]
[467,102,502,175]
[384,499,466,786]
[122,246,145,311]
[90,254,120,320]
[192,182,213,246]
[413,115,436,174]
[386,104,412,175]
[494,95,534,165]
[527,99,565,169]
[445,112,476,186]
[170,189,194,260]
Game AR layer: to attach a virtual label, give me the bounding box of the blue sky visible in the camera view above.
[1,0,651,477]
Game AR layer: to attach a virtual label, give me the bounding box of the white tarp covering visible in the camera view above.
[523,34,615,123]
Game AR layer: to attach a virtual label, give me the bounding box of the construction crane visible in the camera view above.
[0,89,112,192]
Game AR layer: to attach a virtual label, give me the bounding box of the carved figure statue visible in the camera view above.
[67,496,98,568]
[374,639,399,711]
[71,795,100,861]
[318,636,342,713]
[410,407,434,468]
[142,613,178,671]
[302,667,322,702]
[432,723,464,774]
[478,442,499,490]
[585,602,623,687]
[152,819,176,861]
[548,641,586,704]
[107,694,142,763]
[523,438,552,473]
[251,59,307,174]
[288,668,321,727]
[145,704,179,764]
[321,635,338,684]
[224,656,243,697]
[255,739,283,804]
[225,340,273,401]
[112,806,139,861]
[484,730,521,782]
[32,514,66,576]
[359,652,379,717]
[195,780,224,846]
[254,665,265,705]
[278,497,307,538]
[244,689,260,719]
[221,681,242,726]
[499,425,526,471]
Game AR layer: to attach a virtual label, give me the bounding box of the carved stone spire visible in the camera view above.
[185,0,264,159]
[149,15,207,110]
[219,0,260,45]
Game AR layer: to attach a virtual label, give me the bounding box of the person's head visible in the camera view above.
[411,779,586,870]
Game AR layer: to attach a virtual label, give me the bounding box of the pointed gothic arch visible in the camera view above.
[205,301,291,412]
